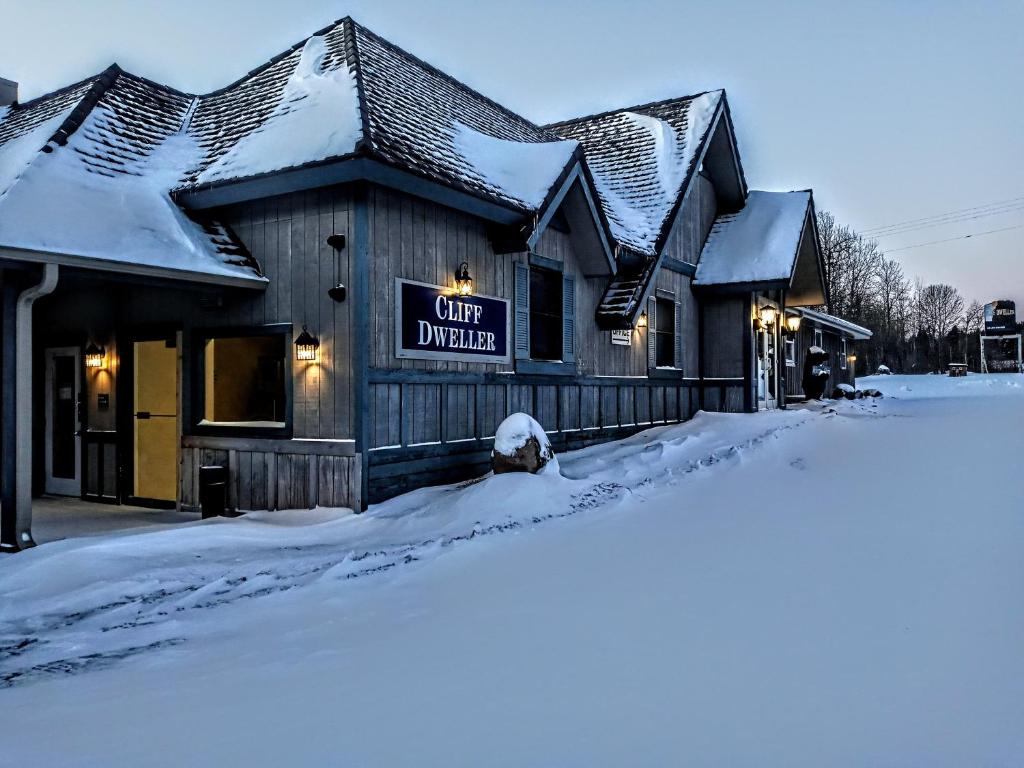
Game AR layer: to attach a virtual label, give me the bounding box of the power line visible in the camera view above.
[883,223,1024,252]
[869,204,1024,239]
[862,195,1024,236]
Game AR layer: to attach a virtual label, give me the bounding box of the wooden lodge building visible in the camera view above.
[0,18,870,550]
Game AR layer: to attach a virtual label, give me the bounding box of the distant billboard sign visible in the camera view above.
[984,300,1017,335]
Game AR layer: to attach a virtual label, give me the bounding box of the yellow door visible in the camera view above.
[134,339,178,502]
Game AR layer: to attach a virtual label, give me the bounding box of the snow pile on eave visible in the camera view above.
[195,35,362,185]
[0,108,263,282]
[0,109,76,200]
[452,123,577,209]
[695,190,811,286]
[590,91,720,253]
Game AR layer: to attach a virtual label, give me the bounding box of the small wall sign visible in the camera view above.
[395,278,511,363]
[610,329,632,346]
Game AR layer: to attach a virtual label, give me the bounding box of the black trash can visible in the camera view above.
[199,465,228,519]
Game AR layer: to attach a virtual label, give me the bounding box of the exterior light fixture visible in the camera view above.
[759,306,778,327]
[785,314,802,334]
[84,342,106,369]
[326,234,347,302]
[454,262,473,297]
[636,310,648,329]
[294,326,320,362]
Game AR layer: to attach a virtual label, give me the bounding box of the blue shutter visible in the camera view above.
[562,275,575,363]
[514,262,530,360]
[647,296,656,368]
[674,300,683,369]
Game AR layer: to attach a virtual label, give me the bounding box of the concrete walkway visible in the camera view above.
[31,497,198,544]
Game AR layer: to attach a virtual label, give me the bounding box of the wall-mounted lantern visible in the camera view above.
[636,310,648,329]
[454,262,473,297]
[85,342,106,369]
[326,234,347,303]
[784,314,802,335]
[294,326,320,362]
[759,305,778,327]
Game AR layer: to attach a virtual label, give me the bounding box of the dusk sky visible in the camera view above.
[3,0,1021,308]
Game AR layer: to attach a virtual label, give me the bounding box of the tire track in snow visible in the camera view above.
[0,414,815,688]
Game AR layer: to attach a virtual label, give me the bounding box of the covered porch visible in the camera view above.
[0,255,267,552]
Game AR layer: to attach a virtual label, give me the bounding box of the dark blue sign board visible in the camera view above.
[984,300,1017,335]
[395,278,511,363]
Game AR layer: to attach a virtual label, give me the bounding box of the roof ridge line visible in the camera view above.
[351,18,551,136]
[198,16,351,98]
[344,18,374,156]
[42,64,123,152]
[543,89,722,129]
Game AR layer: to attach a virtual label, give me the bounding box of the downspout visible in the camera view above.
[12,263,59,549]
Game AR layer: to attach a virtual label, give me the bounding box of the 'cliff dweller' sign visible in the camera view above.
[395,278,511,363]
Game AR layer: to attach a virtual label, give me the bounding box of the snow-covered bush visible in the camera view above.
[492,413,557,474]
[877,364,891,375]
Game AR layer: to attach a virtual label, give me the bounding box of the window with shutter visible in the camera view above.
[528,266,563,361]
[655,297,675,368]
[674,300,683,369]
[647,296,656,368]
[514,262,530,360]
[562,275,575,363]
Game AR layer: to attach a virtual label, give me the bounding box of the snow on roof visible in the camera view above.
[549,91,721,255]
[192,34,362,185]
[0,79,96,199]
[694,190,811,286]
[0,17,741,285]
[452,123,577,209]
[798,308,872,340]
[0,72,262,283]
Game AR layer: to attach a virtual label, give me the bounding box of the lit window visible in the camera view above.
[814,329,823,348]
[785,338,796,366]
[200,334,287,429]
[840,338,848,370]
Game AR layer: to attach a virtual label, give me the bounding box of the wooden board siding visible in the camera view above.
[365,369,742,502]
[661,173,718,266]
[702,296,747,379]
[180,436,359,512]
[365,185,646,378]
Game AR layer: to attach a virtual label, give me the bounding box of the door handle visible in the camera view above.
[136,411,151,419]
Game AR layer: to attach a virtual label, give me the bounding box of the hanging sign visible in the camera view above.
[395,278,511,363]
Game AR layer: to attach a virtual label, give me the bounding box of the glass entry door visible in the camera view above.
[757,326,779,410]
[133,339,178,504]
[44,347,81,496]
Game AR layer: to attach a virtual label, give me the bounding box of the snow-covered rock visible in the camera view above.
[492,413,556,474]
[877,364,891,375]
[833,383,857,400]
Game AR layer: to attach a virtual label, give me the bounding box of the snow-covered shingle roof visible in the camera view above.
[547,92,722,256]
[797,308,872,340]
[694,190,812,287]
[0,17,763,300]
[0,69,262,284]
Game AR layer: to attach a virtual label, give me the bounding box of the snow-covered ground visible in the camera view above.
[2,373,1023,766]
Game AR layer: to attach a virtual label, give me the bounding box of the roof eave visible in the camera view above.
[0,245,267,290]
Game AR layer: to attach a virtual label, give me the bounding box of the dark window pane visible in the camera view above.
[202,335,286,427]
[655,298,675,367]
[529,267,563,361]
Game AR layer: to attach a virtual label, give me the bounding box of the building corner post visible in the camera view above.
[352,184,370,512]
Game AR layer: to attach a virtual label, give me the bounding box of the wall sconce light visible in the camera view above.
[785,314,802,335]
[294,326,320,362]
[636,310,648,329]
[326,234,347,303]
[454,262,473,297]
[759,305,778,327]
[85,342,106,369]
